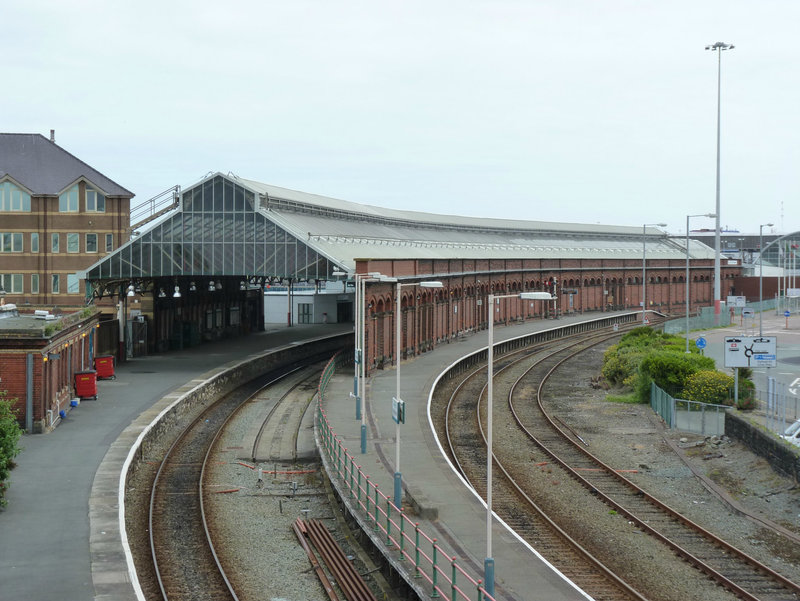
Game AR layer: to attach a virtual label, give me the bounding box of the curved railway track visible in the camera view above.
[147,364,320,601]
[439,323,800,601]
[444,325,649,601]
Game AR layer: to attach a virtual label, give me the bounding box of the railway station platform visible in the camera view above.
[0,323,350,601]
[318,312,639,601]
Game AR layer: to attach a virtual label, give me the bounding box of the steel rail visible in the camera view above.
[148,364,317,601]
[299,518,378,601]
[442,324,632,480]
[508,335,800,601]
[249,364,310,461]
[442,322,648,601]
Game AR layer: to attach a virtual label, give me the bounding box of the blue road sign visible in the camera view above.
[695,337,707,349]
[785,310,791,317]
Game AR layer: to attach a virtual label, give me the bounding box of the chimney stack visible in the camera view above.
[50,129,55,143]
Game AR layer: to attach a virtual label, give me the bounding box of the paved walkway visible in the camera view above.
[0,324,348,601]
[320,312,635,601]
[691,310,800,394]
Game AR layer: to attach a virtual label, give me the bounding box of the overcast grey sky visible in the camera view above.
[4,1,798,236]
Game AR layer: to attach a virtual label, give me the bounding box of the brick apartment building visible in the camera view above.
[0,132,134,306]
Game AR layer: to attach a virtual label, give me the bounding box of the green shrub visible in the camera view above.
[641,351,715,390]
[601,327,744,404]
[735,377,756,410]
[681,370,736,405]
[0,391,23,507]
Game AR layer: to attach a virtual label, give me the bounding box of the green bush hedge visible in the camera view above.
[636,351,715,401]
[682,370,735,405]
[0,391,23,507]
[602,327,750,404]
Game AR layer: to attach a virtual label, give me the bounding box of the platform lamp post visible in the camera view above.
[685,213,716,352]
[484,290,551,598]
[391,279,442,509]
[358,272,393,453]
[706,41,734,326]
[642,223,667,324]
[759,223,774,336]
[334,270,383,453]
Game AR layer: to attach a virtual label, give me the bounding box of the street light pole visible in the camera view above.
[706,41,734,325]
[484,290,550,598]
[642,222,667,324]
[350,272,384,454]
[686,214,716,352]
[759,223,774,336]
[392,279,442,509]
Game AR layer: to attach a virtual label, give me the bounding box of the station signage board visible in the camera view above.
[392,397,405,424]
[726,295,746,308]
[724,336,777,368]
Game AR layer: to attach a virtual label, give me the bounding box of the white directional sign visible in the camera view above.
[392,397,405,424]
[724,336,777,368]
[727,295,746,308]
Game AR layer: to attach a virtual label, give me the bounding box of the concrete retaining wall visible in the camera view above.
[725,411,800,482]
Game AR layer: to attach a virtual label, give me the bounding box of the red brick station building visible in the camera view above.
[0,133,757,432]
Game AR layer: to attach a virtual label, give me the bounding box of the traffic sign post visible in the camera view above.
[695,336,706,354]
[724,336,778,368]
[785,309,791,329]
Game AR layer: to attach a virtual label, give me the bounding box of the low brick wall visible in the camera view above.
[725,411,800,482]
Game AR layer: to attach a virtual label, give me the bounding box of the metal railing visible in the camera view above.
[316,351,494,601]
[129,185,180,231]
[755,378,799,436]
[650,383,729,436]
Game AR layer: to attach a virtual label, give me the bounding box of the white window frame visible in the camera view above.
[52,274,60,294]
[31,232,39,253]
[31,273,39,294]
[1,273,23,293]
[67,233,79,253]
[51,233,60,253]
[105,233,113,252]
[86,189,105,212]
[1,232,23,252]
[59,186,79,212]
[0,182,31,212]
[86,233,98,253]
[67,273,80,294]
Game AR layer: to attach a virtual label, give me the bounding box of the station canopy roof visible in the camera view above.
[84,172,714,287]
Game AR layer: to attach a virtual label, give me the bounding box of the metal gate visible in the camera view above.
[298,303,312,324]
[126,318,148,358]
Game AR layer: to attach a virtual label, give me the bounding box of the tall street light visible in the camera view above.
[347,271,386,454]
[642,223,667,324]
[759,223,774,336]
[484,290,552,597]
[706,41,734,325]
[686,213,716,352]
[392,279,442,509]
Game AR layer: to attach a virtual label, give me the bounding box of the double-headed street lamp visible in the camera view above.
[484,290,552,598]
[392,279,443,509]
[685,213,716,352]
[642,223,667,324]
[759,223,774,336]
[338,271,391,454]
[706,41,734,325]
